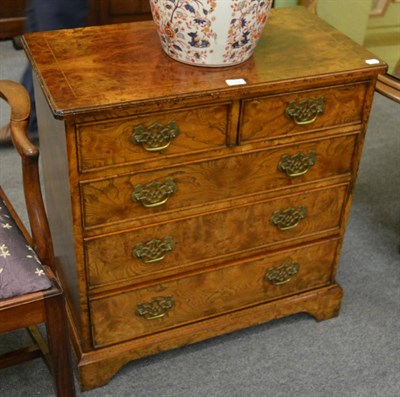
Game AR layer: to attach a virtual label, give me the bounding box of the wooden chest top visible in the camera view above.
[22,7,386,117]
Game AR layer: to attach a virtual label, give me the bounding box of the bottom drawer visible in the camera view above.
[90,238,339,348]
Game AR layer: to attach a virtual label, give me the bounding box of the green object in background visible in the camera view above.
[274,0,399,76]
[364,1,400,76]
[274,0,298,7]
[317,0,373,45]
[275,0,373,45]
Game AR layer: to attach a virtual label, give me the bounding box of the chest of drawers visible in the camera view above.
[22,7,386,391]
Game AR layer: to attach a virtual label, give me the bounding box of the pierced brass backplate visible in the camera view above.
[265,262,300,285]
[131,121,179,152]
[270,205,307,231]
[285,97,325,125]
[278,151,316,177]
[133,236,175,264]
[132,178,176,208]
[135,296,175,320]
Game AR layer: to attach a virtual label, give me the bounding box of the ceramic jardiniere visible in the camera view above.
[150,0,273,67]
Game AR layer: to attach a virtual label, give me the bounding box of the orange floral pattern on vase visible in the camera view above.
[223,0,272,64]
[150,0,218,65]
[150,0,272,67]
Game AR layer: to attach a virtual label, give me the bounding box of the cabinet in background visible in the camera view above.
[0,0,26,39]
[89,0,152,25]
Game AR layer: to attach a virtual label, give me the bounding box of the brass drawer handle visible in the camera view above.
[133,236,175,264]
[285,97,325,125]
[278,151,316,177]
[135,296,175,320]
[131,121,179,152]
[265,262,300,285]
[270,205,307,231]
[132,178,176,208]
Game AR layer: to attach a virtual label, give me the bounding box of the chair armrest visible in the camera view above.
[0,80,55,267]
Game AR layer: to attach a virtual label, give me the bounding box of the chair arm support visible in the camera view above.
[0,80,55,267]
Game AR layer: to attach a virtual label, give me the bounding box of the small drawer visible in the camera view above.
[81,134,355,229]
[85,184,347,289]
[77,103,230,171]
[240,83,367,144]
[89,238,339,347]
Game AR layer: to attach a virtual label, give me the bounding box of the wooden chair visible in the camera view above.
[0,80,75,397]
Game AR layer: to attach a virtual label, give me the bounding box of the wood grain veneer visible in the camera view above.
[77,103,231,171]
[240,82,368,144]
[85,184,347,291]
[80,136,355,230]
[90,238,339,347]
[22,7,387,391]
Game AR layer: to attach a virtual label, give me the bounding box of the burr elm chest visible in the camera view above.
[22,7,386,390]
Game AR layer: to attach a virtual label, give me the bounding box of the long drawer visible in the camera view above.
[76,103,230,171]
[240,83,367,144]
[85,184,348,289]
[89,238,339,347]
[81,134,356,229]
